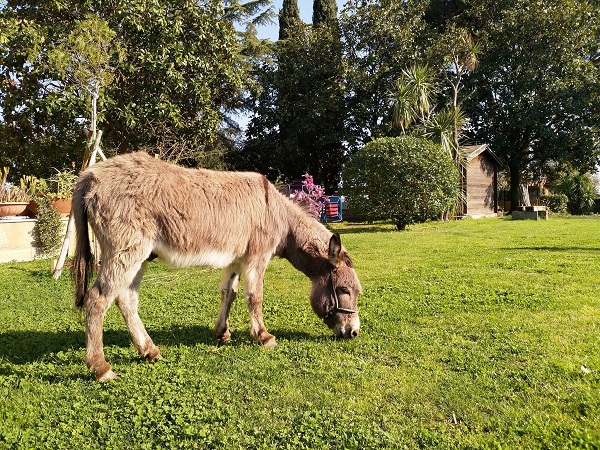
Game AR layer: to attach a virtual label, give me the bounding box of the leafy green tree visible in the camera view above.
[104,0,245,158]
[238,0,345,191]
[0,8,84,178]
[277,27,345,193]
[240,24,345,191]
[464,0,600,210]
[0,0,246,176]
[231,1,299,180]
[230,59,281,179]
[343,136,459,230]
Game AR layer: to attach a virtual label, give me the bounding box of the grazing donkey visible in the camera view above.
[72,152,361,381]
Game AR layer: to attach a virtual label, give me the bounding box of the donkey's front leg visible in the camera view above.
[215,264,241,343]
[243,260,277,348]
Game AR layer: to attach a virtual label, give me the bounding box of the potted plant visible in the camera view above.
[26,168,78,217]
[47,168,78,216]
[0,167,31,217]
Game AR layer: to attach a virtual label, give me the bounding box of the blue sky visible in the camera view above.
[256,0,347,40]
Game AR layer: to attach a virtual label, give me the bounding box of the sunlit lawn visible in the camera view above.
[0,216,598,449]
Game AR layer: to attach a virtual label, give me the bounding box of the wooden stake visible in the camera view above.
[52,130,103,279]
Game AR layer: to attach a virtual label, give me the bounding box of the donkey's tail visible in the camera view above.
[71,177,94,308]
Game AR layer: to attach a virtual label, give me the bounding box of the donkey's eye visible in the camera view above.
[338,287,351,295]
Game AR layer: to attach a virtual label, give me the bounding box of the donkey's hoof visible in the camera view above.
[145,346,161,363]
[262,336,277,349]
[216,330,231,344]
[96,368,118,382]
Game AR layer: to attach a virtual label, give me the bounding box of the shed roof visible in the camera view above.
[464,144,503,166]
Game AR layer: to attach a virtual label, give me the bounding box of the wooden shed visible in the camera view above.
[462,144,502,217]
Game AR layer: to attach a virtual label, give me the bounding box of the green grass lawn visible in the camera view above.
[0,216,599,449]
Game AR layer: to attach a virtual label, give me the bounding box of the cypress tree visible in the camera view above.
[279,0,301,40]
[313,0,338,29]
[240,0,347,191]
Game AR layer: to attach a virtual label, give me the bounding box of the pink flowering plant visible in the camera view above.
[292,173,328,219]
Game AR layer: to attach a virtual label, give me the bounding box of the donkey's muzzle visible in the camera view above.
[334,318,360,339]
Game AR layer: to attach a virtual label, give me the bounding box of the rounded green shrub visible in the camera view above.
[539,193,568,214]
[556,172,596,215]
[343,136,459,230]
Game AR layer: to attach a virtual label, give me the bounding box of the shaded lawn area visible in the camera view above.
[0,216,598,449]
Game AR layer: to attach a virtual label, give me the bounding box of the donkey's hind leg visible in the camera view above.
[85,280,117,382]
[115,262,161,363]
[86,257,156,382]
[215,263,241,343]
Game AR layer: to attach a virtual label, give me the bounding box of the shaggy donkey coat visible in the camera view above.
[72,152,361,381]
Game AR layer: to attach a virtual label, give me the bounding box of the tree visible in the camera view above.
[387,64,468,164]
[388,65,436,134]
[237,0,345,191]
[240,25,346,191]
[0,7,85,178]
[0,0,247,176]
[556,171,597,215]
[48,15,122,164]
[340,0,429,149]
[387,63,469,216]
[464,0,600,210]
[343,136,459,230]
[279,0,301,40]
[104,0,245,160]
[313,0,338,30]
[278,0,345,191]
[430,25,479,165]
[230,59,281,179]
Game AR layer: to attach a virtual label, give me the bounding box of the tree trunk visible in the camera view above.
[518,184,531,207]
[508,161,522,212]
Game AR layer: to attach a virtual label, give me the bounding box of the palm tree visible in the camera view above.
[403,65,436,123]
[388,64,436,134]
[423,106,467,167]
[389,79,415,134]
[422,107,468,217]
[443,27,479,166]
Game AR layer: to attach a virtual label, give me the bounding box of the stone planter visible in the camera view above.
[0,217,74,263]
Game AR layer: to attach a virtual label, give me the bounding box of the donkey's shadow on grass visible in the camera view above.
[0,325,318,366]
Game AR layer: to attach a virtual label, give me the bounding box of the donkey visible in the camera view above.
[72,152,361,381]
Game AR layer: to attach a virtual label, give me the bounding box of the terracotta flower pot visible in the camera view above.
[0,202,30,217]
[52,198,72,216]
[25,198,72,217]
[25,201,38,217]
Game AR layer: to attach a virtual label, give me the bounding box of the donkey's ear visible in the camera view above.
[328,233,342,267]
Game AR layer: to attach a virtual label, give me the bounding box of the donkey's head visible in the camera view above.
[310,233,361,339]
